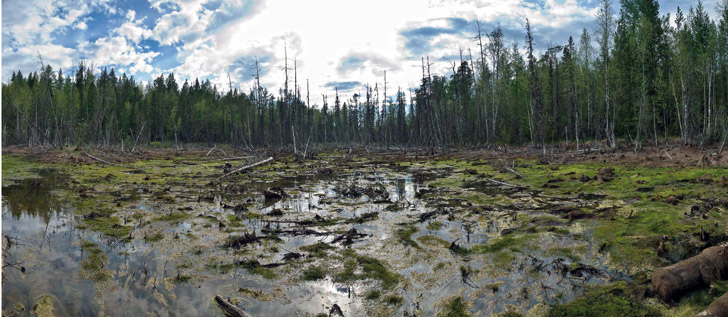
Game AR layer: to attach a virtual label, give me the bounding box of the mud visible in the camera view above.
[2,146,727,316]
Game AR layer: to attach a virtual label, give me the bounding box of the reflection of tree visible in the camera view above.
[2,169,64,224]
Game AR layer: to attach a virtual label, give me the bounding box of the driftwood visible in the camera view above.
[652,242,728,301]
[217,157,273,181]
[505,167,524,178]
[487,179,518,188]
[82,152,132,169]
[697,291,728,316]
[214,295,252,317]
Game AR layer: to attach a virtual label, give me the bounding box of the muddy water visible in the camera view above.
[2,166,620,316]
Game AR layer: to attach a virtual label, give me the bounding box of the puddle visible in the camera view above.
[2,163,623,316]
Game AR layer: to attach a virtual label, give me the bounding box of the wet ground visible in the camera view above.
[2,151,727,316]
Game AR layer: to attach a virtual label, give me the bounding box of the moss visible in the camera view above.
[334,249,399,289]
[470,235,534,254]
[417,235,450,248]
[395,225,420,249]
[206,262,236,274]
[365,290,381,300]
[156,212,192,222]
[383,294,404,306]
[226,214,245,227]
[238,260,277,279]
[79,213,132,241]
[300,242,335,258]
[301,266,327,281]
[498,311,525,317]
[30,295,54,317]
[358,255,399,289]
[144,232,164,243]
[175,274,192,283]
[547,281,660,317]
[334,258,359,284]
[547,247,582,262]
[426,221,444,231]
[484,282,503,293]
[79,240,112,282]
[438,296,472,317]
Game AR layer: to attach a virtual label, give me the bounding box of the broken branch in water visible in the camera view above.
[214,295,252,317]
[217,157,273,181]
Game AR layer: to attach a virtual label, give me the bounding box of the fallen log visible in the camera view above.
[697,291,728,317]
[652,242,728,301]
[505,167,524,179]
[487,178,518,187]
[214,295,252,317]
[82,152,132,169]
[217,157,273,181]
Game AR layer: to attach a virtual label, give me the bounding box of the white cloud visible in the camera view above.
[80,36,159,74]
[117,10,153,44]
[74,21,88,30]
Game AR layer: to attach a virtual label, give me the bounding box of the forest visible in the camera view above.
[3,0,727,150]
[3,0,728,316]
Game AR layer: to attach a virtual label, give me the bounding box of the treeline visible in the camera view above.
[2,0,727,149]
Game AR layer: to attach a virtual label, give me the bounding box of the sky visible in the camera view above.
[1,0,719,105]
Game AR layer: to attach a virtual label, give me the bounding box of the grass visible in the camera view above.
[395,225,420,249]
[470,235,534,254]
[144,232,164,242]
[365,290,381,300]
[238,260,277,279]
[383,294,404,306]
[156,212,192,222]
[301,266,327,281]
[547,246,583,262]
[300,242,334,258]
[79,240,112,282]
[426,221,444,231]
[78,212,132,241]
[438,296,472,317]
[334,249,400,289]
[417,235,450,248]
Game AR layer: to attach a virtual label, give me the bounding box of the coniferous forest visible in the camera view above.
[4,0,727,150]
[4,1,728,316]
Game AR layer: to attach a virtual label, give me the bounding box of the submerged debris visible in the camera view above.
[332,228,368,246]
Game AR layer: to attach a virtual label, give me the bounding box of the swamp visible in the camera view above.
[2,145,727,316]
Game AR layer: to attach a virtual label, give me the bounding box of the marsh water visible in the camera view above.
[2,162,622,316]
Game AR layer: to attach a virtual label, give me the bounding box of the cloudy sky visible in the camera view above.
[1,0,717,104]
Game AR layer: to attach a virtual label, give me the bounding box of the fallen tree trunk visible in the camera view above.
[217,157,273,181]
[83,152,131,169]
[214,295,252,317]
[652,242,728,301]
[697,291,728,317]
